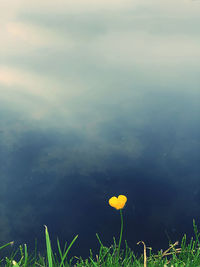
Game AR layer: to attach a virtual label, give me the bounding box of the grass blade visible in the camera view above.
[44,225,53,267]
[59,235,78,267]
[0,241,14,250]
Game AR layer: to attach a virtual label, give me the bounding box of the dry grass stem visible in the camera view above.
[137,241,147,267]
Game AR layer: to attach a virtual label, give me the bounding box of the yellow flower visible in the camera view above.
[109,195,127,210]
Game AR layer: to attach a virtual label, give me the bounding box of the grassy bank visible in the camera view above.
[0,219,200,266]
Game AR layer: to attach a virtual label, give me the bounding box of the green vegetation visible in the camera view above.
[1,196,200,266]
[0,220,200,266]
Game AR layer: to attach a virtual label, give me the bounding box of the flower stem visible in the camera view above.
[118,209,123,256]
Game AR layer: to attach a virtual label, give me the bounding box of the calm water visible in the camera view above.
[0,91,199,259]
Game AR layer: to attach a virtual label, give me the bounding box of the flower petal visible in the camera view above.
[109,195,127,210]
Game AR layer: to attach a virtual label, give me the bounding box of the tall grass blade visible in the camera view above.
[57,238,63,263]
[24,244,28,266]
[0,241,14,250]
[44,225,53,267]
[59,235,78,267]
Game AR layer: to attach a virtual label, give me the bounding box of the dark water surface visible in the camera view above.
[0,92,200,260]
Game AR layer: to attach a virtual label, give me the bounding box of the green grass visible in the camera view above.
[1,220,200,266]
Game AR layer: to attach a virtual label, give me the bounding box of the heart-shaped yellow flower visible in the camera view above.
[109,195,127,210]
